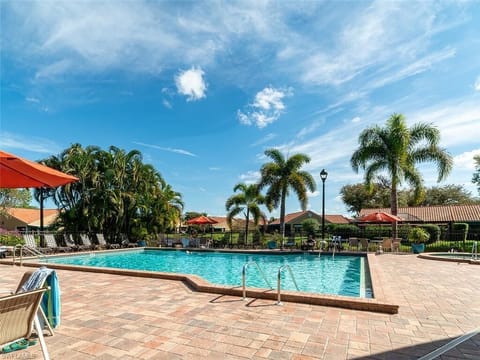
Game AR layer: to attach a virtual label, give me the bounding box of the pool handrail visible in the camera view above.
[242,261,273,300]
[276,264,299,305]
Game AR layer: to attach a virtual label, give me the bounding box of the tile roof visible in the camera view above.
[269,210,351,225]
[6,207,59,226]
[359,204,480,223]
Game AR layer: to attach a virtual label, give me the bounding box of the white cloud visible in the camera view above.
[250,133,277,147]
[239,170,261,184]
[475,76,480,91]
[238,87,293,128]
[25,97,40,103]
[454,149,480,170]
[0,132,60,154]
[133,141,197,157]
[175,67,207,101]
[351,116,361,123]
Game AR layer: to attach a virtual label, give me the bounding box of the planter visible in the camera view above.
[411,243,425,254]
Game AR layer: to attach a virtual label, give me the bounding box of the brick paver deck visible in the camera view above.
[1,254,479,359]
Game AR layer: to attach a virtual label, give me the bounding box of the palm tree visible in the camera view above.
[225,183,266,243]
[351,113,453,238]
[258,148,316,248]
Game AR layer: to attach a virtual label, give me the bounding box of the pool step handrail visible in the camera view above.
[472,241,478,261]
[13,244,47,266]
[242,261,273,300]
[276,264,300,305]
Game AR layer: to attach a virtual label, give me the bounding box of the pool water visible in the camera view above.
[44,249,373,298]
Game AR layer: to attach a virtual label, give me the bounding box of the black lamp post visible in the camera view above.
[320,169,328,241]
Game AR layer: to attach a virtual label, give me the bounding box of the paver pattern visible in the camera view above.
[1,254,479,359]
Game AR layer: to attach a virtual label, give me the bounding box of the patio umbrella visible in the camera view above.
[358,211,402,223]
[185,215,218,225]
[0,150,78,231]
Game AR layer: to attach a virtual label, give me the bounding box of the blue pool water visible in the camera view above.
[43,250,373,298]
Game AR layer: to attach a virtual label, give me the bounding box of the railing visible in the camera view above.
[13,245,47,266]
[242,261,273,300]
[276,264,299,305]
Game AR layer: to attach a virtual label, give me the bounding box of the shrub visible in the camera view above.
[301,218,319,235]
[452,223,469,242]
[419,224,440,244]
[409,227,430,244]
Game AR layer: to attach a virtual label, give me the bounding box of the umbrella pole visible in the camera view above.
[39,188,44,247]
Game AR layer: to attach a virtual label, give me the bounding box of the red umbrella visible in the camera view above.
[186,215,218,225]
[358,211,402,223]
[0,150,79,231]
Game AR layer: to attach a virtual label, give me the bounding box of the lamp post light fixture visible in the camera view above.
[320,169,328,241]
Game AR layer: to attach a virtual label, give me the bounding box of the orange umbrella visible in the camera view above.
[0,150,78,231]
[358,211,402,223]
[0,150,78,188]
[186,215,218,225]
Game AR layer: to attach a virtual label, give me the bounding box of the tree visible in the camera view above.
[225,183,266,242]
[473,154,480,195]
[258,148,316,248]
[0,189,33,217]
[419,185,477,205]
[351,113,452,238]
[340,183,391,215]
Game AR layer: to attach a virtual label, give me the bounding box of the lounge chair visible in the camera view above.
[121,234,137,248]
[96,233,119,249]
[22,234,51,254]
[0,288,50,360]
[79,234,95,250]
[285,237,296,249]
[44,234,71,253]
[63,234,79,251]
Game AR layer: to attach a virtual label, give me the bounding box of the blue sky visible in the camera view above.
[1,1,479,218]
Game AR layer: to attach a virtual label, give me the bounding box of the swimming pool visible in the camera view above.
[43,249,373,298]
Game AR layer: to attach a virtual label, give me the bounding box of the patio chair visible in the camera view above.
[381,238,392,252]
[79,234,95,250]
[360,238,369,252]
[121,234,138,248]
[348,237,359,251]
[392,238,401,253]
[64,234,79,251]
[22,234,50,254]
[96,233,120,249]
[44,234,71,253]
[0,288,50,360]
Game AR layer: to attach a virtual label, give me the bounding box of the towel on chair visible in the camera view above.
[20,266,61,328]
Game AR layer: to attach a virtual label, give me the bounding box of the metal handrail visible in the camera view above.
[242,261,273,300]
[276,264,300,305]
[472,241,478,261]
[14,245,47,266]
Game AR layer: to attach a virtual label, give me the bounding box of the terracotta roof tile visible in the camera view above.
[359,205,480,223]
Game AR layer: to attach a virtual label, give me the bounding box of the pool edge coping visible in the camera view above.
[0,249,399,314]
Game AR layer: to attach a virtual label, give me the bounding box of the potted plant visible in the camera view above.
[409,227,430,254]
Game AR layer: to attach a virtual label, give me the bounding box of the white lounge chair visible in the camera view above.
[44,234,71,253]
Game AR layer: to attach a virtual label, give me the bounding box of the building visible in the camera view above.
[267,210,351,233]
[0,208,59,232]
[359,204,480,238]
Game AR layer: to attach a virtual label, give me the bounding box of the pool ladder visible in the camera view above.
[242,261,273,300]
[241,261,300,305]
[13,244,48,266]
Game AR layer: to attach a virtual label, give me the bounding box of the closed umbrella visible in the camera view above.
[0,150,78,232]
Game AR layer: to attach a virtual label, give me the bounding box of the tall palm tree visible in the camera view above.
[225,183,266,243]
[258,148,316,248]
[351,113,453,238]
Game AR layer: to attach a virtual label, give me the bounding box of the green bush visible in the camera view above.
[419,224,440,244]
[409,227,430,244]
[327,224,361,237]
[452,223,469,242]
[301,218,319,235]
